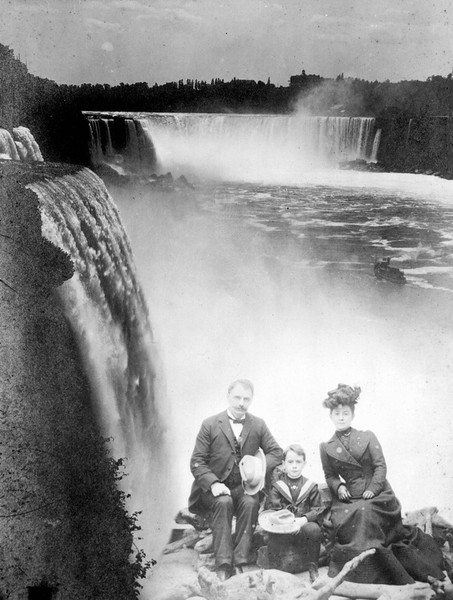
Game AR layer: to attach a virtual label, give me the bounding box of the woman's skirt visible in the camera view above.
[328,486,444,584]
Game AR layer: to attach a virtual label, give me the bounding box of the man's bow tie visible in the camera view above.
[229,417,245,425]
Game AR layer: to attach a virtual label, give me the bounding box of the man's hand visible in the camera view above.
[362,490,375,499]
[337,484,351,502]
[211,482,231,497]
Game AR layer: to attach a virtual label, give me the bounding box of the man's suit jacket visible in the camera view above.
[188,410,283,514]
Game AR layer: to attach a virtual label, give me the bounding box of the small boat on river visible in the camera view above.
[374,258,406,284]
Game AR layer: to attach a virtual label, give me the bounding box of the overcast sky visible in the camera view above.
[1,0,452,86]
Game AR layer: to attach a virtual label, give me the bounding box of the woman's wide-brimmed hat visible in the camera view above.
[258,509,300,534]
[239,448,266,495]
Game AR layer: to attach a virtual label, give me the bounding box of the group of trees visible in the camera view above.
[2,41,453,165]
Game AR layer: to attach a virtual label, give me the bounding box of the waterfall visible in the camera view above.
[26,167,171,564]
[370,128,382,163]
[0,127,43,161]
[100,118,114,158]
[13,126,44,161]
[87,118,105,166]
[125,119,141,165]
[0,128,20,160]
[84,112,379,182]
[86,114,157,175]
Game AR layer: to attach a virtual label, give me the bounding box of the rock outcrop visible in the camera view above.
[0,161,145,599]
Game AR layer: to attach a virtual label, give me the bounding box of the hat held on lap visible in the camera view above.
[239,448,266,495]
[258,509,300,534]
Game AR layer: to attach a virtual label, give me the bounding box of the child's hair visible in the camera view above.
[283,443,306,461]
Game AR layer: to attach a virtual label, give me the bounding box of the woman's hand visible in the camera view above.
[362,490,375,499]
[337,484,351,502]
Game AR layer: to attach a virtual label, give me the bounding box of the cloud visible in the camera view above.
[110,0,148,10]
[87,17,121,31]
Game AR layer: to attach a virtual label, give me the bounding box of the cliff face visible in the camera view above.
[376,116,453,175]
[0,162,143,599]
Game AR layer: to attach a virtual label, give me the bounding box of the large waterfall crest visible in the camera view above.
[85,112,380,183]
[27,168,170,562]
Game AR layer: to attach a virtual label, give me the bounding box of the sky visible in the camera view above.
[0,0,452,87]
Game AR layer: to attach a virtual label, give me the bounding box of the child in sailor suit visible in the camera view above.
[264,444,325,575]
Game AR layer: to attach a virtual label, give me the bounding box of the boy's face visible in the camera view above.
[284,450,305,479]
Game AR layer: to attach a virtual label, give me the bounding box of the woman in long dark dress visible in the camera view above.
[320,384,445,584]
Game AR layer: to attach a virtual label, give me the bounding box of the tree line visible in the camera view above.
[1,41,453,164]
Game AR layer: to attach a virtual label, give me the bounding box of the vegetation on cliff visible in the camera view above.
[0,164,151,598]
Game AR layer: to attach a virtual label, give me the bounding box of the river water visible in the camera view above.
[84,111,453,595]
[111,168,453,537]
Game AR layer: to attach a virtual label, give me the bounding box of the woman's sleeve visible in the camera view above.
[366,431,387,496]
[320,442,344,494]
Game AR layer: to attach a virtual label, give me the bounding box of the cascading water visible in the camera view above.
[26,167,171,573]
[0,128,20,160]
[0,127,43,161]
[86,114,157,175]
[87,119,106,166]
[84,112,380,183]
[370,128,382,163]
[13,126,44,161]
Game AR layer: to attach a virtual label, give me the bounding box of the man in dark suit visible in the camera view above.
[189,379,283,581]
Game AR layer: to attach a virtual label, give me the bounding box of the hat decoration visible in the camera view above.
[258,509,300,534]
[239,448,266,495]
[322,383,361,409]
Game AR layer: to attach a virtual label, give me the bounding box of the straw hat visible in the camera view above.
[258,509,300,534]
[239,448,266,495]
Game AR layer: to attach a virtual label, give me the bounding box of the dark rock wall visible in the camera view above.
[0,162,140,599]
[376,116,453,175]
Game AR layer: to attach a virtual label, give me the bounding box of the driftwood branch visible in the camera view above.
[310,548,376,600]
[163,528,201,554]
[198,548,378,600]
[330,581,435,600]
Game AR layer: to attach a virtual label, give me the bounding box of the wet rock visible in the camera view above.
[194,534,213,554]
[95,163,132,185]
[176,175,195,190]
[338,159,385,172]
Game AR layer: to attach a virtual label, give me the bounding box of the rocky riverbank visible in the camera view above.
[339,158,453,180]
[148,506,453,600]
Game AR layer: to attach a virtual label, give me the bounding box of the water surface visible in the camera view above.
[114,171,453,530]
